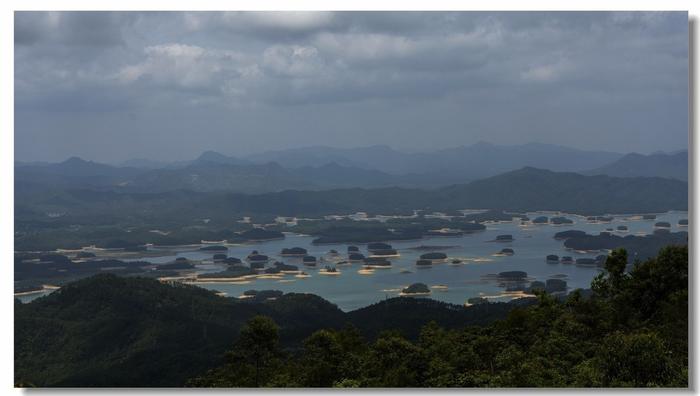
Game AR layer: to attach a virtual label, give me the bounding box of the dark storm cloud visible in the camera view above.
[14,11,688,162]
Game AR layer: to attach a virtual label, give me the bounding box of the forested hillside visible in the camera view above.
[191,246,689,387]
[15,246,688,387]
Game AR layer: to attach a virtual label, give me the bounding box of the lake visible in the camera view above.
[17,210,688,311]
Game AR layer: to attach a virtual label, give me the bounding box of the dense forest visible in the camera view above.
[14,275,524,387]
[15,245,687,388]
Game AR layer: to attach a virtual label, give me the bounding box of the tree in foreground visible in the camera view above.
[189,246,687,388]
[188,315,283,387]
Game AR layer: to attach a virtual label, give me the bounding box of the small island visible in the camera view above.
[554,230,587,240]
[532,216,549,224]
[527,279,567,293]
[302,255,318,266]
[419,252,448,263]
[498,271,527,280]
[272,261,299,272]
[319,266,340,275]
[224,257,242,265]
[499,248,515,256]
[546,254,559,263]
[400,282,431,296]
[264,266,281,274]
[364,257,391,268]
[367,242,393,253]
[246,251,270,268]
[348,253,365,262]
[281,247,307,257]
[550,216,573,225]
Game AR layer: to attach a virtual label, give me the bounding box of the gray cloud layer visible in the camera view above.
[15,11,688,162]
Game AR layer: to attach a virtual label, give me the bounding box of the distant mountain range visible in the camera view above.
[124,161,314,194]
[16,156,399,194]
[14,157,144,189]
[584,151,688,181]
[242,142,625,178]
[434,167,688,214]
[15,142,687,193]
[213,167,687,216]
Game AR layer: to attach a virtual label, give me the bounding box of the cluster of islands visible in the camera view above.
[15,208,688,309]
[14,153,689,310]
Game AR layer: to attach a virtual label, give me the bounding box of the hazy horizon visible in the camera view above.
[13,140,689,166]
[15,11,689,163]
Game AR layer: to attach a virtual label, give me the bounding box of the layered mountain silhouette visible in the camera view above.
[584,151,688,181]
[16,142,650,193]
[242,142,624,177]
[16,166,688,219]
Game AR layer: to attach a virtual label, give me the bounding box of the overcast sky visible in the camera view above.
[14,11,688,163]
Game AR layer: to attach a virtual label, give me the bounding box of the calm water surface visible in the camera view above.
[17,211,688,311]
